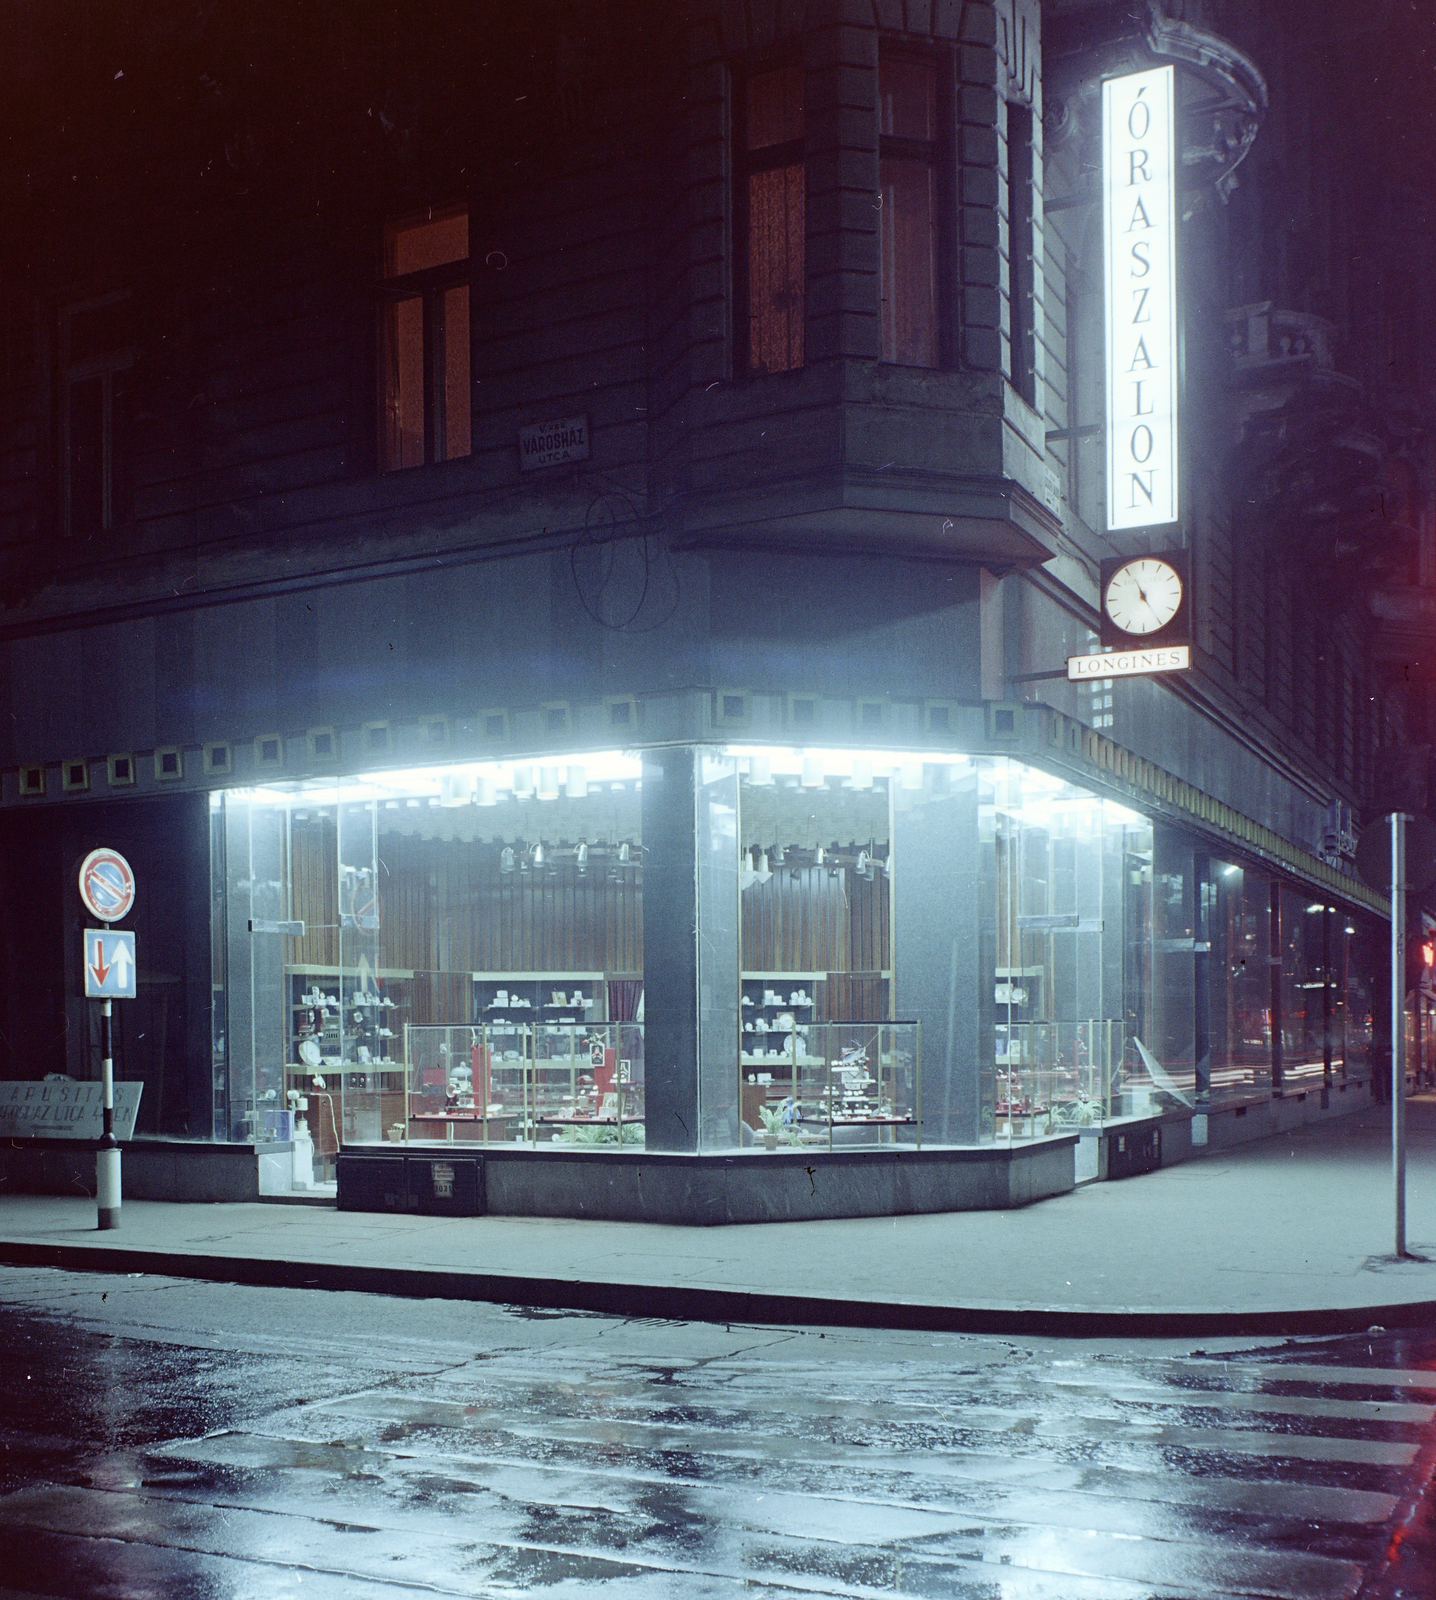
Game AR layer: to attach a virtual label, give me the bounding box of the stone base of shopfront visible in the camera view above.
[0,1138,297,1204]
[443,1137,1079,1225]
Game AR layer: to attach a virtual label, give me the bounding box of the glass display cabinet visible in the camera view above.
[406,1020,643,1145]
[740,1020,919,1149]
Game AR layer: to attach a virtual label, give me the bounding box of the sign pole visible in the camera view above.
[77,847,137,1232]
[96,991,120,1229]
[1392,811,1408,1259]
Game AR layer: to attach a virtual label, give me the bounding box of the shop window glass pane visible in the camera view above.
[698,753,741,1149]
[382,296,425,470]
[1138,827,1196,1105]
[985,761,1154,1147]
[1276,888,1325,1091]
[442,284,471,460]
[1344,917,1376,1081]
[217,758,649,1180]
[740,756,900,1148]
[1206,862,1273,1106]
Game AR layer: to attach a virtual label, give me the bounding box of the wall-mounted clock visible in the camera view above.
[1099,550,1191,651]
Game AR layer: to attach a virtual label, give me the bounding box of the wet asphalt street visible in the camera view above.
[0,1268,1434,1598]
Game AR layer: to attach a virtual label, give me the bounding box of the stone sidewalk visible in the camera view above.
[2,1099,1435,1337]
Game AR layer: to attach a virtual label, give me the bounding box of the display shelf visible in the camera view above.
[405,1021,644,1146]
[285,965,413,1077]
[740,1020,920,1150]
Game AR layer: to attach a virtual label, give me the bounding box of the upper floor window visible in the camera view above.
[1007,101,1037,406]
[379,206,471,471]
[879,58,940,367]
[738,66,805,374]
[60,293,133,536]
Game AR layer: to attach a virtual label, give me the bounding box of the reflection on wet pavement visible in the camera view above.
[0,1268,1433,1597]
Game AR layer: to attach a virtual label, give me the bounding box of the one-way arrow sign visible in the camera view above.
[84,929,137,999]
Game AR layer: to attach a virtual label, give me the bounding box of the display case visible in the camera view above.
[285,965,412,1155]
[740,972,822,1070]
[287,966,412,1075]
[406,1020,643,1144]
[740,1017,919,1150]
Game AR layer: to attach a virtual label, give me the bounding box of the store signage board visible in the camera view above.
[1103,65,1178,531]
[519,414,589,471]
[78,846,136,923]
[83,928,138,999]
[0,1080,142,1140]
[1068,646,1190,681]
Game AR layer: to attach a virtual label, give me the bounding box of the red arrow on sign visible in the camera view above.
[90,937,110,988]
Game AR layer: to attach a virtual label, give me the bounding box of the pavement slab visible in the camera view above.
[2,1100,1436,1333]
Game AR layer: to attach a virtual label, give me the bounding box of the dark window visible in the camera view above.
[60,294,133,537]
[1007,102,1037,406]
[880,59,940,367]
[380,206,471,470]
[738,66,805,375]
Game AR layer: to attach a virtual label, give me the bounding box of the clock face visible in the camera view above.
[1104,558,1183,636]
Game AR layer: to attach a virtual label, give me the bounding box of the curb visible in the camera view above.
[3,1238,1435,1339]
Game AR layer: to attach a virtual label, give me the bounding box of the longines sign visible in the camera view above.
[1103,65,1178,531]
[1068,645,1190,681]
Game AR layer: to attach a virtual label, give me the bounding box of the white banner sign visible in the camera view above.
[1104,65,1178,530]
[0,1080,143,1140]
[1068,645,1190,681]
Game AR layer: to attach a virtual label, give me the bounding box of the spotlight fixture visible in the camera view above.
[500,846,516,874]
[856,850,872,880]
[531,841,545,868]
[771,844,785,865]
[617,841,631,864]
[576,842,588,875]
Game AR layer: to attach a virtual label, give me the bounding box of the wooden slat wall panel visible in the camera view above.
[296,834,648,979]
[740,866,891,979]
[291,819,339,968]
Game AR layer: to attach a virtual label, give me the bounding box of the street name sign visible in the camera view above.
[78,846,136,923]
[1103,65,1178,531]
[518,414,589,471]
[83,928,137,999]
[1068,645,1190,681]
[0,1080,143,1140]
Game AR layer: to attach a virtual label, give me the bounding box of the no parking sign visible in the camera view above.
[79,848,136,924]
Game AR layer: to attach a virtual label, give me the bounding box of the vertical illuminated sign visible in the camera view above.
[1103,65,1177,531]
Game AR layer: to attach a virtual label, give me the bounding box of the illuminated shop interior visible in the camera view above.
[209,745,1375,1182]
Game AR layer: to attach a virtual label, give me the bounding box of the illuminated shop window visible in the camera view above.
[379,206,471,470]
[740,66,805,375]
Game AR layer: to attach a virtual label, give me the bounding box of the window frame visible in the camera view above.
[58,291,134,538]
[877,44,956,371]
[733,58,807,379]
[1006,97,1038,407]
[377,203,472,471]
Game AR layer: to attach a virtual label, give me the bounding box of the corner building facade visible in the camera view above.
[0,0,1418,1220]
